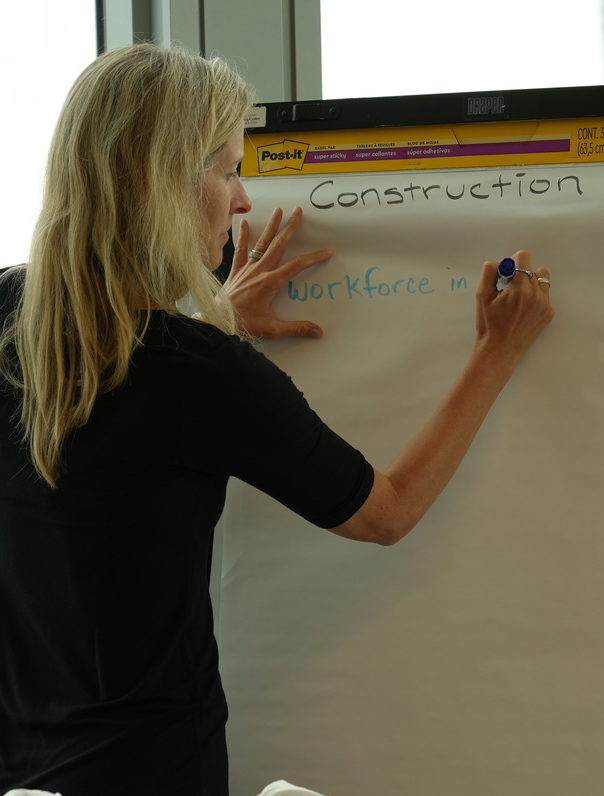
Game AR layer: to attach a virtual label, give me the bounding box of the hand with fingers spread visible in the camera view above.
[222,206,333,339]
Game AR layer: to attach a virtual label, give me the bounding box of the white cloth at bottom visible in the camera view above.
[258,781,325,796]
[3,792,62,796]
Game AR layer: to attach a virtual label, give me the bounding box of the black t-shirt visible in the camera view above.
[0,267,374,796]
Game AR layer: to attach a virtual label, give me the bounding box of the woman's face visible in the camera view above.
[203,125,252,268]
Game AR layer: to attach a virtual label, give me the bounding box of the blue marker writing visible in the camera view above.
[496,257,516,291]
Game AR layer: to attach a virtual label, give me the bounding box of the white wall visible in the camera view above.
[0,1,97,268]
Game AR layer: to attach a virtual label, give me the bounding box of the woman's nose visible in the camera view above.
[233,179,252,214]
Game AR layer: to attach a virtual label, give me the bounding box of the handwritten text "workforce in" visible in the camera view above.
[286,266,468,302]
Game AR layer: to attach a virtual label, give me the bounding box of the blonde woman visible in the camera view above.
[0,45,552,796]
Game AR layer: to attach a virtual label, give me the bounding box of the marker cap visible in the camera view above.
[498,257,516,278]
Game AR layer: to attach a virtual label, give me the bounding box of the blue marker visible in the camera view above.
[496,257,516,291]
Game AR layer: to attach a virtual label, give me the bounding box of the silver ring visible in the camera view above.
[537,277,551,286]
[515,268,534,279]
[249,248,264,260]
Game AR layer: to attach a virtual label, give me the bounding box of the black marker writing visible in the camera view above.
[309,173,583,210]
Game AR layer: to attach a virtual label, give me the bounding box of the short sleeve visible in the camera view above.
[179,332,374,529]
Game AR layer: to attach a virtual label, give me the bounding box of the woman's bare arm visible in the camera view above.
[332,251,554,545]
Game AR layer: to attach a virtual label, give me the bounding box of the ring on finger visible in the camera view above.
[249,248,265,260]
[537,277,551,286]
[515,267,534,279]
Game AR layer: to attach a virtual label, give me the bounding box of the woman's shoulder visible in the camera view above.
[0,264,27,284]
[142,310,262,370]
[0,265,26,314]
[142,311,292,393]
[145,310,243,350]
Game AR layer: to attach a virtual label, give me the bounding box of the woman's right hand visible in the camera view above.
[474,250,554,365]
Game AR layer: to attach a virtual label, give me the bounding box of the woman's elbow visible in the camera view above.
[332,475,422,545]
[372,519,414,546]
[331,515,414,546]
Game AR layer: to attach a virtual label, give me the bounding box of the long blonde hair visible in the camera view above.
[0,44,253,486]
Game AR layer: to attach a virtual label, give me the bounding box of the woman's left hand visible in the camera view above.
[222,206,333,339]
